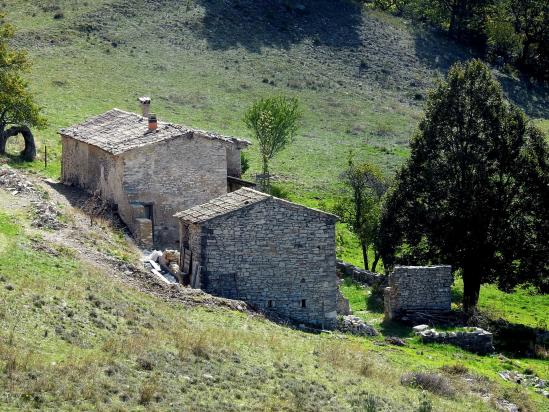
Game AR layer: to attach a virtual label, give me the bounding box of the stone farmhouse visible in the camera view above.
[60,98,250,247]
[175,187,339,329]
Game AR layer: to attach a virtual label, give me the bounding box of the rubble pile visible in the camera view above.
[31,200,65,230]
[337,315,378,336]
[0,166,35,194]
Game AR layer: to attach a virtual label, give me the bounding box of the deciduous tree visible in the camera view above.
[243,96,301,191]
[334,156,387,272]
[0,13,45,161]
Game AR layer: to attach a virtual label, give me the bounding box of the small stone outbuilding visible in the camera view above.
[384,265,453,320]
[175,188,339,329]
[60,101,250,248]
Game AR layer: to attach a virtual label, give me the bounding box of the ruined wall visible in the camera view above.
[384,266,452,320]
[191,199,338,328]
[121,136,229,247]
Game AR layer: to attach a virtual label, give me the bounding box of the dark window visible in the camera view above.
[300,299,306,308]
[143,204,153,220]
[300,278,306,283]
[267,300,274,308]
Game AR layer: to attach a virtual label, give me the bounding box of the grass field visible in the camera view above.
[0,181,547,411]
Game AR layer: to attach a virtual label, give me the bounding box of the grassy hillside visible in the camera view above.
[3,0,548,194]
[0,168,547,411]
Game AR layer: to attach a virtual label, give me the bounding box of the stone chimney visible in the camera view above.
[139,96,151,118]
[148,114,157,131]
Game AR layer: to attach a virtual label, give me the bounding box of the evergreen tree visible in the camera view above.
[379,59,548,312]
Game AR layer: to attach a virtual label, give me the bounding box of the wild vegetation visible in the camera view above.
[370,0,549,81]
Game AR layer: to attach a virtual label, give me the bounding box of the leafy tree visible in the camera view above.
[508,0,548,80]
[379,59,548,312]
[0,13,45,161]
[243,96,301,191]
[334,155,387,272]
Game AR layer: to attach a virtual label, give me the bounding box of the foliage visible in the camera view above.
[243,96,301,191]
[371,0,549,81]
[0,13,46,160]
[379,59,549,311]
[334,154,387,271]
[240,151,250,175]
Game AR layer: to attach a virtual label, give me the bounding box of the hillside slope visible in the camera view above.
[3,0,548,195]
[1,166,547,411]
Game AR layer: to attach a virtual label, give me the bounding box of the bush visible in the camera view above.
[240,151,250,175]
[269,183,290,199]
[401,372,455,398]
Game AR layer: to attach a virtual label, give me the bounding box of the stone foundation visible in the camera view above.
[416,326,494,355]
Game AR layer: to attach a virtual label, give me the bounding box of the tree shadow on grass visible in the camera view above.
[193,0,363,53]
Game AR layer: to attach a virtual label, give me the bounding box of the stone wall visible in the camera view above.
[415,325,494,355]
[384,265,452,320]
[336,260,386,287]
[120,136,230,248]
[187,198,338,329]
[61,137,125,209]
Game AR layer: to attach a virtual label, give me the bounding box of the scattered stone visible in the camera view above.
[0,167,35,194]
[5,284,14,291]
[498,370,546,390]
[31,200,65,230]
[337,315,378,336]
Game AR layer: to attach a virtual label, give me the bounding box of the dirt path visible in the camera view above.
[0,165,253,314]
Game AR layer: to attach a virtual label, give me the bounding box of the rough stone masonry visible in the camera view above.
[176,188,339,329]
[384,265,453,321]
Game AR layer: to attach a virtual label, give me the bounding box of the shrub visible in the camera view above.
[441,364,468,375]
[401,372,455,398]
[269,183,290,200]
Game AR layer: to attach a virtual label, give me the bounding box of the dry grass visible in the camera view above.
[401,372,456,398]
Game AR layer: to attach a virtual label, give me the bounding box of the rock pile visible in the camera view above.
[31,200,65,230]
[337,315,378,336]
[0,166,34,194]
[414,325,494,355]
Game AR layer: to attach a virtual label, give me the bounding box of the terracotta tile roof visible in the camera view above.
[60,109,250,155]
[174,187,338,224]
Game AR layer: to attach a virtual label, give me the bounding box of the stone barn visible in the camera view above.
[175,188,339,329]
[60,99,250,247]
